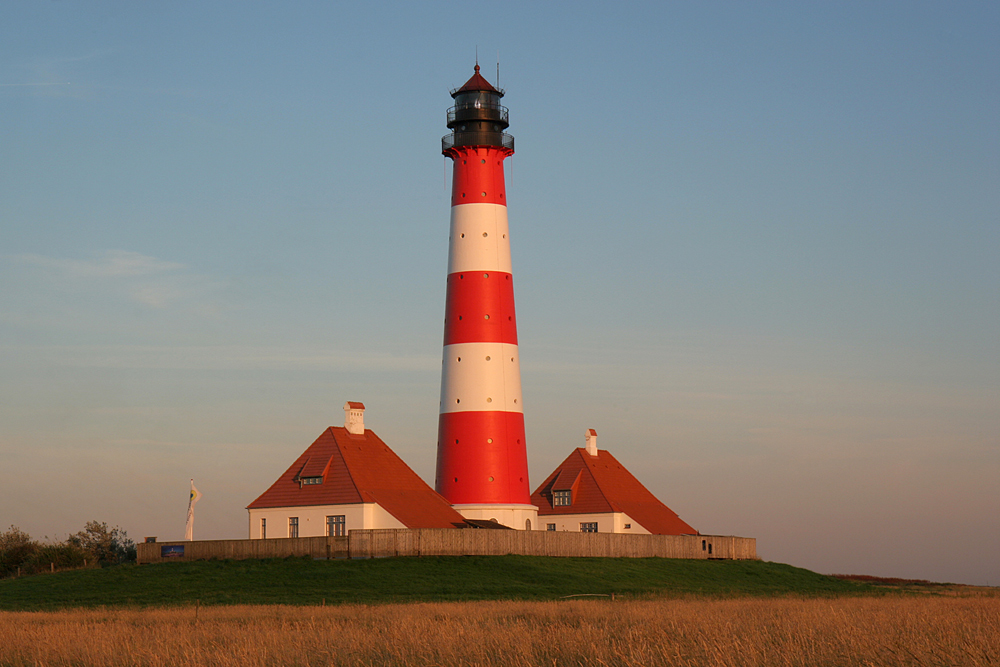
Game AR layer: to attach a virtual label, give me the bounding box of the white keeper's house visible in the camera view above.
[529,430,696,535]
[246,402,466,539]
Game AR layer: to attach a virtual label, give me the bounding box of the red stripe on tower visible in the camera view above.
[443,271,518,345]
[435,65,537,530]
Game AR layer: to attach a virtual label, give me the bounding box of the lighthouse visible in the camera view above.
[435,65,538,530]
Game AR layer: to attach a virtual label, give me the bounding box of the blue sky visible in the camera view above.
[1,1,997,585]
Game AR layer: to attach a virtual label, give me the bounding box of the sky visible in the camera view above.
[1,1,997,586]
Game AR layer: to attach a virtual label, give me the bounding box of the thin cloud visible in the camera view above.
[3,50,113,99]
[0,344,440,373]
[11,250,219,310]
[16,250,186,278]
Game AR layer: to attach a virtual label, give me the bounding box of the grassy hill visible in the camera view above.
[0,555,874,610]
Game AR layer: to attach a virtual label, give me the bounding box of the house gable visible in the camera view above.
[247,426,465,529]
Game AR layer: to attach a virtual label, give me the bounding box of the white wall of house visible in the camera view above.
[248,503,406,539]
[451,503,538,531]
[535,511,650,534]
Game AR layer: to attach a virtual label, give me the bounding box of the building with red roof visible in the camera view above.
[247,402,466,538]
[530,430,697,535]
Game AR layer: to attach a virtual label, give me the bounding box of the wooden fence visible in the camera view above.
[137,531,755,564]
[350,530,755,559]
[138,536,348,564]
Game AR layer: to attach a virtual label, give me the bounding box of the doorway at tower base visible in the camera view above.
[451,503,539,531]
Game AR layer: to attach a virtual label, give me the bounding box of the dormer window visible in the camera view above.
[300,476,323,485]
[553,490,571,506]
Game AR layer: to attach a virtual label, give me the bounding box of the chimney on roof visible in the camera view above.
[344,401,365,435]
[585,429,598,457]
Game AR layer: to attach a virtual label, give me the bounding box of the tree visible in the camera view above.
[0,526,38,577]
[66,521,136,565]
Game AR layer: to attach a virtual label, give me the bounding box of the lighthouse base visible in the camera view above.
[452,504,539,531]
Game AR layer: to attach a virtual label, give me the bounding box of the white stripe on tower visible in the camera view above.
[448,204,512,274]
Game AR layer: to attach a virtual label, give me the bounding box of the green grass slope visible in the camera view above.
[0,556,873,610]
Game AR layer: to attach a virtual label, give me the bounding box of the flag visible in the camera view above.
[184,479,202,541]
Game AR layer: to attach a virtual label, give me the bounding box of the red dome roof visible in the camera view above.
[451,64,502,97]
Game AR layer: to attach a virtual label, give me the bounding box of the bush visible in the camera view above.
[66,521,136,566]
[21,543,90,574]
[1,521,136,578]
[0,526,38,578]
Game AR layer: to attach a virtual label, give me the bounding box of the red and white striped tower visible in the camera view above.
[435,65,537,530]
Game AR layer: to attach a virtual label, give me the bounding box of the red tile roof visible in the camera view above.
[247,427,465,529]
[530,448,696,535]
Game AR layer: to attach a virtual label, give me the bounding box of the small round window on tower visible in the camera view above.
[487,438,493,443]
[481,192,487,197]
[485,356,491,361]
[481,159,486,164]
[482,232,488,237]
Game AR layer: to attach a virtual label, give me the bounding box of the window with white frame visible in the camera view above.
[580,522,598,533]
[553,490,571,506]
[288,517,299,538]
[260,518,266,539]
[546,523,556,531]
[326,515,345,537]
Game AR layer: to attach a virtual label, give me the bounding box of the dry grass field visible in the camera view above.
[2,594,998,666]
